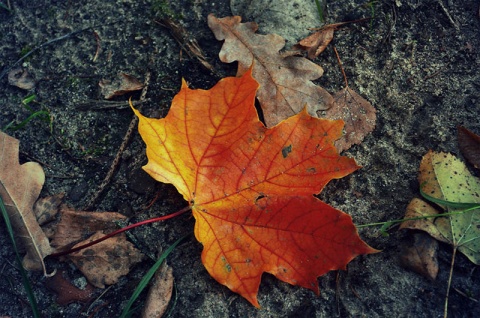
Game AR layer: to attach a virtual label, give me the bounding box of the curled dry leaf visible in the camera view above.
[99,73,143,99]
[294,22,348,59]
[69,231,144,288]
[326,87,376,152]
[142,262,174,318]
[208,14,334,127]
[0,131,53,274]
[458,126,480,169]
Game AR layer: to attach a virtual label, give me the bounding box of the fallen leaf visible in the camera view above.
[33,193,64,226]
[142,262,174,318]
[294,20,369,59]
[132,68,377,307]
[400,151,480,264]
[326,87,376,152]
[99,73,143,99]
[208,14,334,127]
[294,27,334,59]
[458,126,480,169]
[51,206,127,250]
[400,231,439,280]
[46,269,95,305]
[8,67,35,90]
[0,131,53,274]
[69,231,144,288]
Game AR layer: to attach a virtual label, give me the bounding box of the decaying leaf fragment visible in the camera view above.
[400,231,439,280]
[458,126,480,169]
[51,207,128,249]
[327,87,377,152]
[8,67,35,90]
[208,14,334,127]
[0,131,53,274]
[400,151,480,264]
[99,73,143,99]
[69,231,144,288]
[46,270,95,305]
[132,69,377,307]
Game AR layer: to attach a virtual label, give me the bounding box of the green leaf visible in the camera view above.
[403,151,480,264]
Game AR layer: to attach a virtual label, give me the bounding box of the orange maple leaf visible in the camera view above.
[132,69,377,307]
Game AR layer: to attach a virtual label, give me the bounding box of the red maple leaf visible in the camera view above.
[132,69,377,307]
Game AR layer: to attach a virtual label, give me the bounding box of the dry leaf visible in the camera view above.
[400,231,439,280]
[326,87,376,152]
[46,270,95,305]
[99,73,143,99]
[458,126,480,169]
[142,262,174,318]
[69,231,144,288]
[208,14,334,127]
[8,67,35,90]
[51,207,127,250]
[294,22,348,59]
[0,131,53,274]
[294,27,334,59]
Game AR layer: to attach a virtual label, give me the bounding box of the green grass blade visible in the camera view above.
[5,110,50,131]
[314,0,325,23]
[0,196,41,318]
[420,188,480,210]
[120,234,189,318]
[0,2,12,12]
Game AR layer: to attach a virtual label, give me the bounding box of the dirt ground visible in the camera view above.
[1,0,479,317]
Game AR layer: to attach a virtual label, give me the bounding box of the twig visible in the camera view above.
[333,46,349,88]
[0,21,120,80]
[155,18,216,74]
[92,30,102,62]
[437,0,460,31]
[75,98,149,110]
[82,71,151,211]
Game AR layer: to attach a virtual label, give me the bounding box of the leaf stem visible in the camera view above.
[49,206,191,257]
[444,246,457,318]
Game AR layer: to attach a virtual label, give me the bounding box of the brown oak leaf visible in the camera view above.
[208,14,334,127]
[0,131,52,274]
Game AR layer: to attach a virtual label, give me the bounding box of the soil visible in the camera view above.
[1,0,479,317]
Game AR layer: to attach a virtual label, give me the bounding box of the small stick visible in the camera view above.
[0,21,120,80]
[92,30,102,62]
[333,45,349,88]
[82,71,151,211]
[437,0,460,31]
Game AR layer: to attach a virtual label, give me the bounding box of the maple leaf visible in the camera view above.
[208,14,334,127]
[132,69,377,307]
